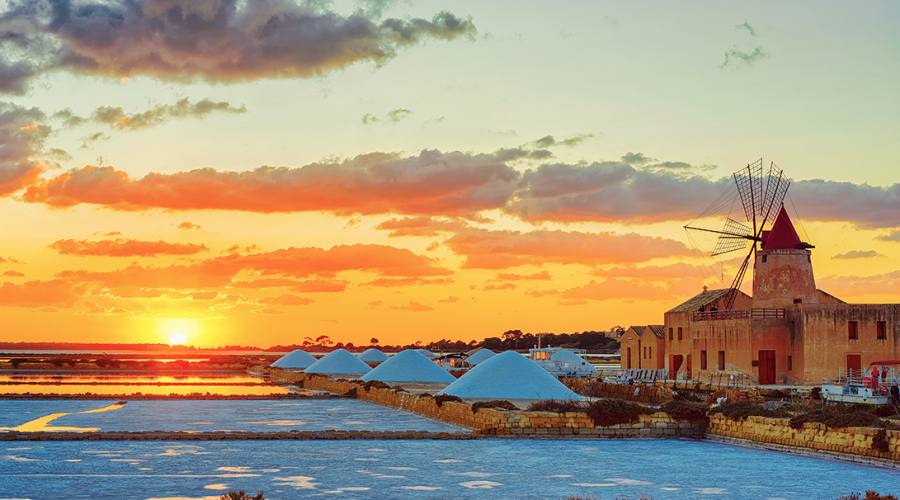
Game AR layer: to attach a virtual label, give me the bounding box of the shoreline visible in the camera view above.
[706,434,900,470]
[0,393,343,400]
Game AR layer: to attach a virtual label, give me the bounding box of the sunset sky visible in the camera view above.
[0,0,897,347]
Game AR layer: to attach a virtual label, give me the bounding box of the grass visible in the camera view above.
[709,400,789,420]
[788,405,887,430]
[660,400,709,423]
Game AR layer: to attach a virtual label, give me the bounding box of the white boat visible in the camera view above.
[821,360,900,405]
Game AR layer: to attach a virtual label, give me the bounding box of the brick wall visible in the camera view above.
[708,414,900,462]
[269,369,704,437]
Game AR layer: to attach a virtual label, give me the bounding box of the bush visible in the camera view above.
[839,491,898,500]
[472,400,517,413]
[361,380,390,391]
[586,399,651,427]
[789,406,884,430]
[433,394,463,407]
[342,387,358,398]
[872,429,890,453]
[764,389,789,399]
[809,387,822,400]
[527,400,586,413]
[709,401,788,421]
[671,390,705,402]
[661,400,708,423]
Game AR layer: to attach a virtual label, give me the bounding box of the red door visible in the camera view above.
[670,354,683,375]
[846,354,862,379]
[758,350,776,385]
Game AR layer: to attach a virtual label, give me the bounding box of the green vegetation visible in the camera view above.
[471,400,518,413]
[789,405,887,430]
[660,401,708,423]
[361,380,391,391]
[872,429,890,453]
[709,401,790,420]
[432,394,463,407]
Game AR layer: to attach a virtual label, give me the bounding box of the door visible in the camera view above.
[758,350,776,385]
[686,354,692,379]
[846,354,862,380]
[670,354,683,375]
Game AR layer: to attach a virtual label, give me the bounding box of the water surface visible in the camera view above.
[0,439,895,499]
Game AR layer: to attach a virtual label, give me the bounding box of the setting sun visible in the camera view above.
[168,331,188,346]
[159,319,199,346]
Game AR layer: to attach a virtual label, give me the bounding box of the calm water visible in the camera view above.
[0,399,463,433]
[0,375,266,383]
[0,383,292,395]
[0,439,896,499]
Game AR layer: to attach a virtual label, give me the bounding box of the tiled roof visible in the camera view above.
[668,288,731,313]
[647,325,665,338]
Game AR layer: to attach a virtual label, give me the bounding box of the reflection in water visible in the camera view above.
[0,384,290,395]
[0,375,266,384]
[0,401,126,432]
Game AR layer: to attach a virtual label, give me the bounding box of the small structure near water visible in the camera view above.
[439,351,582,402]
[305,348,371,377]
[271,349,317,370]
[360,349,456,385]
[357,348,389,364]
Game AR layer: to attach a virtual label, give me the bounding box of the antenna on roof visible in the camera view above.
[684,159,790,310]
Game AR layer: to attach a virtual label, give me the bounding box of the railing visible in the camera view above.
[692,308,786,321]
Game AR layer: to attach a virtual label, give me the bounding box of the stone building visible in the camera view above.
[660,207,899,385]
[620,325,665,370]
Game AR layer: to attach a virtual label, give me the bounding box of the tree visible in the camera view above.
[370,337,379,345]
[502,329,523,349]
[315,335,332,346]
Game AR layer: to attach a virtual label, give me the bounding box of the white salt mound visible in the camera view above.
[467,348,496,366]
[360,349,456,384]
[357,348,389,363]
[304,348,371,376]
[271,349,317,369]
[438,351,582,401]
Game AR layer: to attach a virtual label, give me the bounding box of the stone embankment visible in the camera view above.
[708,413,900,464]
[271,369,705,438]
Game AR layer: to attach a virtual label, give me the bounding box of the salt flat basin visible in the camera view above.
[0,383,290,396]
[0,439,897,499]
[0,399,463,433]
[0,375,267,384]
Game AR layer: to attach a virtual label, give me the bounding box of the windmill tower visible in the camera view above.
[685,159,815,311]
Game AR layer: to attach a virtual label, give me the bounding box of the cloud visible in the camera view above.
[876,230,900,242]
[177,221,201,230]
[621,152,653,165]
[483,282,516,291]
[594,262,720,280]
[55,243,447,292]
[376,216,469,237]
[561,279,674,302]
[444,227,691,268]
[24,149,519,217]
[832,250,884,260]
[0,279,81,307]
[533,134,591,148]
[494,271,551,281]
[50,238,208,257]
[721,47,768,68]
[55,98,245,131]
[789,180,900,228]
[0,102,48,196]
[259,294,314,307]
[392,300,433,312]
[0,0,476,93]
[365,277,452,287]
[736,21,756,36]
[818,270,900,297]
[362,108,413,125]
[2,270,24,277]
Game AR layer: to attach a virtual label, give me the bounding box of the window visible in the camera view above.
[700,350,707,370]
[717,351,725,371]
[668,328,673,341]
[793,298,802,304]
[848,321,859,340]
[787,355,793,371]
[649,346,652,359]
[877,321,887,341]
[762,255,767,263]
[677,327,683,341]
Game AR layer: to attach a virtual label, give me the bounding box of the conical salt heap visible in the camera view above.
[357,348,389,364]
[304,348,371,377]
[360,349,456,384]
[271,349,317,370]
[438,351,582,401]
[467,348,496,366]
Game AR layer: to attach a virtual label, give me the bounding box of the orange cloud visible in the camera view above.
[445,228,691,268]
[364,277,453,287]
[260,294,314,307]
[0,279,81,307]
[376,216,469,237]
[2,270,24,277]
[561,279,674,302]
[23,150,517,217]
[50,238,208,257]
[0,103,47,196]
[177,221,202,230]
[495,271,551,281]
[392,301,434,312]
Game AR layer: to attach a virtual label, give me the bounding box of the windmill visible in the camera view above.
[684,159,791,310]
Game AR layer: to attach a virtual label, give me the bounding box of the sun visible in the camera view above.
[159,318,199,346]
[168,331,188,346]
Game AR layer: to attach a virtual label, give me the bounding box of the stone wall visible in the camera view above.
[707,414,900,463]
[270,369,704,437]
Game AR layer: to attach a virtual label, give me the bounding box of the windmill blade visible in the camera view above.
[756,165,790,234]
[733,159,764,223]
[711,218,753,256]
[724,245,754,310]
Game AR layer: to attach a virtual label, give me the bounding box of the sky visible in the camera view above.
[0,0,897,347]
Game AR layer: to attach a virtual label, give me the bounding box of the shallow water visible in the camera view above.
[0,439,896,499]
[0,399,463,433]
[0,383,291,395]
[0,375,266,384]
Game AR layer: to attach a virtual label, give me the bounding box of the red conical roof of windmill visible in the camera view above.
[762,206,803,250]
